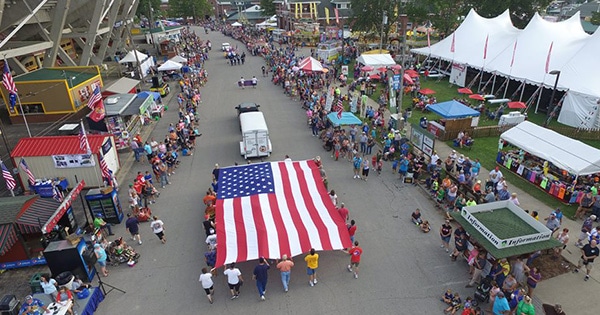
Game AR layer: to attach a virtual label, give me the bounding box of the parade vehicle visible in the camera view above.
[239,111,272,159]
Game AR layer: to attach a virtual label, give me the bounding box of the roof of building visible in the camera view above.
[227,11,271,21]
[146,25,184,34]
[565,2,600,17]
[14,68,98,88]
[581,19,599,34]
[11,134,108,157]
[0,196,35,225]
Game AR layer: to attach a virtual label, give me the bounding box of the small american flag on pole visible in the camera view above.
[19,158,35,186]
[79,121,91,154]
[1,161,16,191]
[52,185,64,202]
[87,86,102,110]
[100,154,112,186]
[2,61,17,110]
[335,99,343,119]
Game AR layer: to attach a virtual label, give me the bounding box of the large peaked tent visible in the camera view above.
[500,121,600,176]
[411,9,600,129]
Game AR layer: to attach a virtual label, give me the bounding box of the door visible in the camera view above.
[256,130,270,157]
[244,132,258,158]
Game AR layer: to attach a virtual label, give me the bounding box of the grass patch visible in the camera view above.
[473,208,539,239]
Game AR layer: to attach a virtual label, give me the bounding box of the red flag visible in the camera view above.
[334,8,339,24]
[545,41,553,73]
[336,99,343,119]
[510,40,517,67]
[214,161,351,267]
[450,33,455,53]
[483,35,489,60]
[427,30,431,48]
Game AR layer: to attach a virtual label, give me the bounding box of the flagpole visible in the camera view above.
[3,57,31,137]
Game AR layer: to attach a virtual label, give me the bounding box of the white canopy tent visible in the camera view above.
[169,55,188,63]
[157,60,182,71]
[231,22,242,27]
[356,54,395,68]
[500,121,600,176]
[118,50,149,63]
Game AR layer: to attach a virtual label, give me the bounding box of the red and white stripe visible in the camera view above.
[215,160,351,267]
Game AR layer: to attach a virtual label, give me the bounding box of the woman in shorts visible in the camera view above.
[199,267,215,304]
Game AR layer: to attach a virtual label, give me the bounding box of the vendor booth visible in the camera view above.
[451,200,561,259]
[118,50,156,80]
[316,41,343,63]
[101,77,140,97]
[0,66,103,124]
[138,91,165,120]
[498,121,600,204]
[86,93,149,150]
[11,135,119,189]
[0,180,85,267]
[356,54,396,70]
[426,100,480,140]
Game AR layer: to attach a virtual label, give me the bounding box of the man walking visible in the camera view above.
[276,254,294,292]
[304,248,319,286]
[223,263,243,299]
[125,213,142,245]
[344,241,363,279]
[253,257,270,300]
[573,239,600,281]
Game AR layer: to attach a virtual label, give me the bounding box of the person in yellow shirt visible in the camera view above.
[304,248,319,287]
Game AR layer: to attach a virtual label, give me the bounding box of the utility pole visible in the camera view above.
[397,14,408,114]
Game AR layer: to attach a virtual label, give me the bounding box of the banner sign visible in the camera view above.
[53,154,96,168]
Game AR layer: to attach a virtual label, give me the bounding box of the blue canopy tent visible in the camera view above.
[327,112,362,126]
[137,91,162,104]
[428,100,480,119]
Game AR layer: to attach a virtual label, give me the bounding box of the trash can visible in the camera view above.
[0,294,19,315]
[29,273,43,294]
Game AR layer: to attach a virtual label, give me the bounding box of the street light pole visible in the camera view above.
[544,70,561,127]
[379,11,388,53]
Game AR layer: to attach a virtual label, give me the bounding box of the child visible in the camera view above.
[441,289,453,304]
[411,209,423,225]
[444,292,462,314]
[420,220,431,233]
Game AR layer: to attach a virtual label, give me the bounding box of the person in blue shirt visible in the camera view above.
[253,257,270,301]
[20,295,49,315]
[492,291,510,315]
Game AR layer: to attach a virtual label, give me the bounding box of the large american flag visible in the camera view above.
[215,160,351,267]
[19,158,35,186]
[1,161,16,191]
[87,86,102,110]
[2,61,17,109]
[79,121,91,154]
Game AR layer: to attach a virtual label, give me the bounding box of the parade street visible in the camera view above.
[98,27,497,315]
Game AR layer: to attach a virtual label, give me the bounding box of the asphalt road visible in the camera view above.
[97,27,476,315]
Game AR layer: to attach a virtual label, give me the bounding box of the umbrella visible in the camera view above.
[298,56,324,72]
[377,67,388,73]
[361,65,374,71]
[369,74,381,80]
[231,22,242,27]
[419,88,436,95]
[292,66,300,72]
[403,73,414,85]
[405,69,419,77]
[468,94,485,101]
[507,101,527,109]
[457,87,473,94]
[391,64,402,71]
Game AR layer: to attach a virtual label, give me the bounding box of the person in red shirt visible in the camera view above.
[338,203,349,222]
[344,241,363,279]
[347,220,357,243]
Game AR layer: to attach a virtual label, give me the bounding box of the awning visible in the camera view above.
[15,197,60,234]
[42,180,85,234]
[104,77,140,94]
[214,160,351,267]
[0,224,18,256]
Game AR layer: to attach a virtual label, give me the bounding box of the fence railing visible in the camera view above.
[439,124,600,142]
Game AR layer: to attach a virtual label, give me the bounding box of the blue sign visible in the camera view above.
[392,74,401,90]
[0,258,47,270]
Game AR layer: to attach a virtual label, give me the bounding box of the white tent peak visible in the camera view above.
[118,50,148,64]
[157,60,182,71]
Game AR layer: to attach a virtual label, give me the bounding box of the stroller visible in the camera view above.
[472,277,492,306]
[107,237,140,266]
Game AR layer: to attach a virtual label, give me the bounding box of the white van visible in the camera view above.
[239,112,272,159]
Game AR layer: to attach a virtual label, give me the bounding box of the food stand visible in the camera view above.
[316,40,343,63]
[425,100,480,141]
[498,121,600,204]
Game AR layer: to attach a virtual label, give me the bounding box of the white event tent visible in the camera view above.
[500,121,600,176]
[412,9,600,129]
[356,54,395,68]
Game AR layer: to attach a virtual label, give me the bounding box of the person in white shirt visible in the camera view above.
[206,230,217,250]
[150,216,166,244]
[224,263,244,299]
[199,267,215,304]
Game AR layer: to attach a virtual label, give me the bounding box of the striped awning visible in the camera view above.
[0,224,18,256]
[15,197,61,234]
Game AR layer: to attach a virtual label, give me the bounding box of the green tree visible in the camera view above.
[591,11,600,26]
[350,0,399,42]
[464,0,553,28]
[169,0,213,20]
[260,0,276,16]
[137,0,162,18]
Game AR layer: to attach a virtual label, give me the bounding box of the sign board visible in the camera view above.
[388,79,396,110]
[410,123,435,157]
[392,74,401,90]
[449,62,467,87]
[52,154,96,168]
[341,65,348,76]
